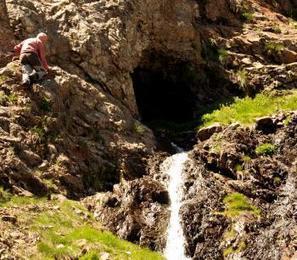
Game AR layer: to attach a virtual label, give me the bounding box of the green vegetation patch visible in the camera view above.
[0,187,12,205]
[7,93,18,103]
[201,40,230,64]
[235,69,248,88]
[36,201,163,259]
[0,189,47,208]
[223,193,261,218]
[0,189,163,259]
[133,121,147,135]
[218,48,229,64]
[241,11,254,22]
[255,143,276,156]
[265,42,285,55]
[201,90,297,127]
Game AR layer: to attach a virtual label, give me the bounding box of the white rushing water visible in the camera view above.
[162,150,189,260]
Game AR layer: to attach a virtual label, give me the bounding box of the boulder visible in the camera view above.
[197,123,223,141]
[255,116,275,133]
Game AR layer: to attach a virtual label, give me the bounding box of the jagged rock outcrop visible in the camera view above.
[0,63,155,197]
[5,0,201,115]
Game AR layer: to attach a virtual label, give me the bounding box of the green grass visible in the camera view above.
[223,193,261,218]
[201,91,297,127]
[289,18,297,29]
[34,201,164,259]
[0,188,47,208]
[255,143,276,156]
[283,115,293,126]
[0,190,163,259]
[222,222,247,256]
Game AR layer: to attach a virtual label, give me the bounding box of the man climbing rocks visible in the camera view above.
[13,32,49,86]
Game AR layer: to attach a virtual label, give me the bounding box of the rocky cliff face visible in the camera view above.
[182,113,297,259]
[1,0,297,259]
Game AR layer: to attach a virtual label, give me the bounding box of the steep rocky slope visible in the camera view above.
[182,113,297,259]
[0,0,297,259]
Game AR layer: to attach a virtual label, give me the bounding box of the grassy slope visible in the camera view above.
[201,90,297,127]
[0,189,164,260]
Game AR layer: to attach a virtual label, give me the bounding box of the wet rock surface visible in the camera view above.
[85,176,170,251]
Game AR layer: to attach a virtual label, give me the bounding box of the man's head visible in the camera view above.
[36,32,48,43]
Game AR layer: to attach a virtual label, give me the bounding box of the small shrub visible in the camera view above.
[93,131,104,144]
[235,164,243,172]
[218,48,229,64]
[283,115,292,126]
[274,176,282,186]
[289,7,297,20]
[201,39,218,62]
[242,155,251,162]
[265,42,285,55]
[0,74,9,84]
[7,93,18,103]
[210,133,223,153]
[241,11,254,22]
[255,143,276,156]
[0,187,12,205]
[133,121,146,135]
[271,26,281,34]
[235,69,248,88]
[31,126,46,139]
[0,91,7,105]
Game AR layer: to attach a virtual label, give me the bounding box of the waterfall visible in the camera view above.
[162,149,189,260]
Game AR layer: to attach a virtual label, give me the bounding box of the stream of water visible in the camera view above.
[162,149,189,260]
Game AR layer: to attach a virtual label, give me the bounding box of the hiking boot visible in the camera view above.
[29,72,39,84]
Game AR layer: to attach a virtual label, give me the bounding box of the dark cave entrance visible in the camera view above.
[131,52,198,150]
[131,52,242,150]
[132,66,195,123]
[132,53,197,124]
